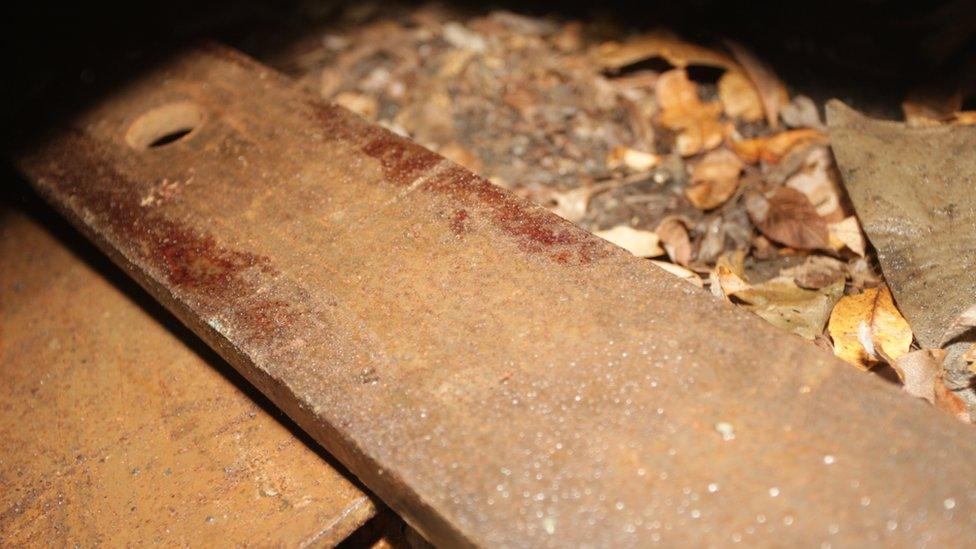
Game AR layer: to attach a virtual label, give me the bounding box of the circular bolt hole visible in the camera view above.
[125,101,205,150]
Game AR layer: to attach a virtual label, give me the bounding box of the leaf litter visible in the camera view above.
[272,3,973,422]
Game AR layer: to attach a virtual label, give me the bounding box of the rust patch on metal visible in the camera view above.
[425,165,611,265]
[361,132,442,187]
[27,130,296,342]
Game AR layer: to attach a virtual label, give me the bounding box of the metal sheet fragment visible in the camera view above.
[0,204,375,547]
[11,45,976,546]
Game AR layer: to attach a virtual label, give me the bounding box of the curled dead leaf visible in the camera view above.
[656,69,726,157]
[780,255,847,290]
[725,40,789,129]
[686,148,743,210]
[746,187,830,250]
[729,129,828,165]
[827,216,866,257]
[780,95,825,131]
[650,260,703,287]
[784,147,841,220]
[827,286,914,370]
[718,70,763,122]
[935,373,971,423]
[731,277,845,340]
[594,225,664,258]
[892,348,946,403]
[596,30,737,71]
[606,146,661,172]
[655,216,693,266]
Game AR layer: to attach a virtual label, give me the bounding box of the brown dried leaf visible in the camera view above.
[892,349,946,403]
[606,146,661,172]
[935,373,971,423]
[902,84,963,126]
[656,70,726,157]
[686,148,743,210]
[729,129,828,165]
[827,286,914,370]
[655,216,693,266]
[718,70,763,122]
[596,30,737,71]
[780,95,825,131]
[828,216,866,257]
[594,225,664,258]
[780,255,847,290]
[725,40,790,129]
[730,277,845,340]
[746,187,830,250]
[784,147,841,220]
[651,260,703,287]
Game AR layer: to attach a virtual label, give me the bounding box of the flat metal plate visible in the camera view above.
[0,204,375,546]
[12,45,976,546]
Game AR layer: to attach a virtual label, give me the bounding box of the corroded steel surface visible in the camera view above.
[0,204,375,546]
[12,45,976,546]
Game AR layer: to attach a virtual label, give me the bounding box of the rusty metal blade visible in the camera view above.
[12,45,976,546]
[0,201,375,546]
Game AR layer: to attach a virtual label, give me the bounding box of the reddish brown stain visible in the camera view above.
[449,209,470,236]
[424,166,610,265]
[29,130,295,344]
[361,133,442,187]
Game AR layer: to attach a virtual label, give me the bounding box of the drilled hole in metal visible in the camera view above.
[126,102,205,150]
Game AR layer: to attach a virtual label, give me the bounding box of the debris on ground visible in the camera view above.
[268,3,975,421]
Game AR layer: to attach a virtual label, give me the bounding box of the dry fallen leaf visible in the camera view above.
[656,69,726,157]
[935,372,971,423]
[780,95,825,131]
[526,181,619,223]
[785,147,841,220]
[828,216,866,257]
[953,111,976,125]
[828,286,914,370]
[655,216,693,266]
[596,29,737,71]
[686,148,743,210]
[780,255,847,290]
[335,91,379,120]
[892,348,946,403]
[729,129,828,165]
[651,260,703,287]
[725,40,790,129]
[746,187,830,250]
[727,276,845,340]
[711,250,749,299]
[606,146,661,172]
[718,70,763,122]
[902,84,963,126]
[594,225,664,257]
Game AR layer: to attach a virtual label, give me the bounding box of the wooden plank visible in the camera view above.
[0,202,375,547]
[12,44,976,546]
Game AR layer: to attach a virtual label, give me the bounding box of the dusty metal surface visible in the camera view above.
[12,45,976,546]
[828,101,976,389]
[0,204,375,546]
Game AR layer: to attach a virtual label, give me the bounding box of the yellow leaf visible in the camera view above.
[827,286,914,370]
